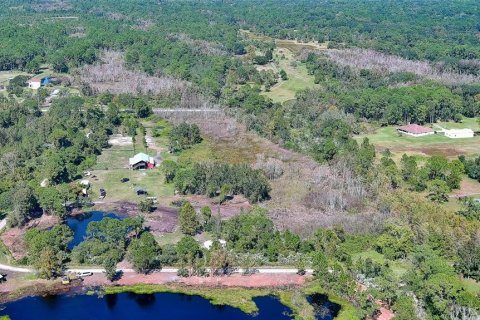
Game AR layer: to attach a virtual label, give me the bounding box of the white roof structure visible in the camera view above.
[129,152,155,166]
[40,178,49,187]
[203,239,227,250]
[443,128,474,139]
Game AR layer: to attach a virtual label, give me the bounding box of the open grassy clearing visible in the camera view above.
[241,30,322,103]
[351,250,411,278]
[357,120,480,199]
[0,70,28,85]
[355,125,480,160]
[262,44,318,103]
[88,122,175,206]
[436,117,480,131]
[240,30,328,53]
[462,278,480,296]
[154,230,214,247]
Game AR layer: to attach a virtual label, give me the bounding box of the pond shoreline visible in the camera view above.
[0,275,354,319]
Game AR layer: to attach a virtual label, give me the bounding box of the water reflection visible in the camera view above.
[307,293,341,320]
[2,293,296,320]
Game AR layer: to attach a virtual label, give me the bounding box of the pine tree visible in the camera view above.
[179,201,199,235]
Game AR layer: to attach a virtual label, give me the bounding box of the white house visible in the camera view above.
[28,78,42,90]
[443,128,474,139]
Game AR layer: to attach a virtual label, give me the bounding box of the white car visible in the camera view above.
[76,271,93,277]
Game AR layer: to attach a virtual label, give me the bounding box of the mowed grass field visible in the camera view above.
[355,122,480,160]
[88,121,175,206]
[356,118,480,198]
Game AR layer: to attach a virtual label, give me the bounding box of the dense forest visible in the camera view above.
[0,1,479,319]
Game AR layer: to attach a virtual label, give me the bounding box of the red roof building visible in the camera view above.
[397,124,434,137]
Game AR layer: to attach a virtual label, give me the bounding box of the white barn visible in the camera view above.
[443,128,474,139]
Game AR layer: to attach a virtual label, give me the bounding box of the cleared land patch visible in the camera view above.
[355,124,480,160]
[262,44,318,103]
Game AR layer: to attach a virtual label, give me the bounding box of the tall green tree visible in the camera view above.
[127,232,161,274]
[179,201,199,235]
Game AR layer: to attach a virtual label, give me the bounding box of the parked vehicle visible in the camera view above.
[76,271,93,277]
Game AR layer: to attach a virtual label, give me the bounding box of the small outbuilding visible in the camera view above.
[203,239,227,250]
[397,124,434,137]
[443,128,474,139]
[129,152,156,170]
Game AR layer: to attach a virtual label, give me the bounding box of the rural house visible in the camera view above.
[28,76,50,89]
[129,152,156,170]
[443,128,474,139]
[397,124,434,137]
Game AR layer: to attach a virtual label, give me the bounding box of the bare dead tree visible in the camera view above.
[323,48,480,85]
[254,155,284,180]
[449,305,480,320]
[166,33,228,56]
[78,50,188,96]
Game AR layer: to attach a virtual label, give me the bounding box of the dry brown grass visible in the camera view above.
[160,110,382,236]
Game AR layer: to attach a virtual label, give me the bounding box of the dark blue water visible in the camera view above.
[308,293,341,320]
[66,211,121,250]
[1,293,293,320]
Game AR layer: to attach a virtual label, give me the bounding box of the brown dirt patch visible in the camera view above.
[451,178,480,198]
[0,277,77,304]
[83,201,179,233]
[144,207,178,233]
[175,194,252,219]
[84,272,305,289]
[1,215,60,260]
[108,134,133,146]
[180,273,306,288]
[416,146,461,158]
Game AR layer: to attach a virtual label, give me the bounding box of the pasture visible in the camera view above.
[355,122,480,160]
[241,30,322,103]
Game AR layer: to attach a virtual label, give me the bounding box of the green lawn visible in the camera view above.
[154,230,183,246]
[352,250,411,278]
[436,117,480,131]
[0,70,29,85]
[262,46,318,103]
[87,121,176,205]
[356,124,480,159]
[462,278,480,296]
[352,250,386,264]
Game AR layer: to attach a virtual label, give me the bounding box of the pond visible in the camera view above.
[66,211,122,250]
[1,293,293,320]
[308,293,342,320]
